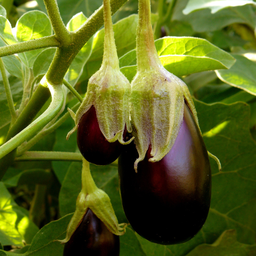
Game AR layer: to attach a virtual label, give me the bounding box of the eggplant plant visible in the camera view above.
[0,0,255,255]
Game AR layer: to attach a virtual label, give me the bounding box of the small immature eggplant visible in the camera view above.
[70,0,131,165]
[118,104,211,244]
[77,106,122,165]
[63,208,120,256]
[61,159,125,255]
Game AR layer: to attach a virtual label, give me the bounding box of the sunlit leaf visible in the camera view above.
[0,182,38,246]
[0,6,6,17]
[0,16,16,45]
[119,37,235,81]
[216,54,256,95]
[15,10,52,67]
[183,0,256,14]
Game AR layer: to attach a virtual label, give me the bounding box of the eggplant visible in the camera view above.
[77,106,122,165]
[63,208,120,255]
[118,104,211,244]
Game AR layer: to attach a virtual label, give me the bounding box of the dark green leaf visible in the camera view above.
[186,230,256,256]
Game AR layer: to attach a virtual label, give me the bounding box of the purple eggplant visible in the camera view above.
[63,208,120,256]
[77,106,123,165]
[118,104,211,244]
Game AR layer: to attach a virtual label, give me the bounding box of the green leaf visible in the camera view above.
[23,214,71,256]
[186,230,256,255]
[120,228,146,256]
[0,38,22,79]
[65,12,93,86]
[0,16,17,45]
[33,48,56,78]
[2,169,53,187]
[183,0,256,15]
[0,182,38,246]
[119,37,235,81]
[173,0,256,32]
[216,54,256,96]
[15,10,52,67]
[0,5,6,17]
[0,24,22,79]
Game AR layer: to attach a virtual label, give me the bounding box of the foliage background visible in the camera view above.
[0,0,256,255]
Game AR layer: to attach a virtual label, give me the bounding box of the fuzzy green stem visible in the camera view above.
[0,36,59,57]
[0,82,64,160]
[81,158,98,194]
[46,0,127,85]
[137,0,161,72]
[63,80,83,102]
[102,0,119,69]
[43,0,70,45]
[15,151,82,161]
[0,58,17,122]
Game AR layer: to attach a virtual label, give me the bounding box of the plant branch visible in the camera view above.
[0,81,65,160]
[0,36,59,57]
[15,151,83,161]
[43,0,70,45]
[16,102,80,155]
[0,58,17,122]
[46,0,128,85]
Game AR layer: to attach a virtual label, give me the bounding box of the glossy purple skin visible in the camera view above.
[63,208,120,256]
[77,106,122,165]
[118,104,211,245]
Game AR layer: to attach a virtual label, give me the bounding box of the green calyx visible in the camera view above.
[68,0,131,144]
[75,65,131,144]
[131,0,199,171]
[60,158,126,244]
